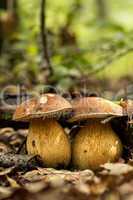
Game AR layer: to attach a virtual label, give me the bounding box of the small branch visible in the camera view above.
[88,47,133,76]
[40,0,53,77]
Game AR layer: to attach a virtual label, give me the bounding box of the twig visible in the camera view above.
[40,0,53,77]
[52,47,133,81]
[16,138,27,154]
[88,47,133,76]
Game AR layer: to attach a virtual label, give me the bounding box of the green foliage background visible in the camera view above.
[0,0,133,89]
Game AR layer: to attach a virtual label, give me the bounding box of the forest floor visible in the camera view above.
[0,127,133,200]
[0,77,132,200]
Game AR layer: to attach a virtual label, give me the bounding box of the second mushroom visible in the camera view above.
[70,97,123,170]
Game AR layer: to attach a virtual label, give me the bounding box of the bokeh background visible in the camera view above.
[0,0,133,100]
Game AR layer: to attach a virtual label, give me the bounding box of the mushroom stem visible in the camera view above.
[27,119,71,168]
[72,120,123,170]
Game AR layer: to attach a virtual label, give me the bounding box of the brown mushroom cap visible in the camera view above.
[69,97,123,122]
[13,93,72,121]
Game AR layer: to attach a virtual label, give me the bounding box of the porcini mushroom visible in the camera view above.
[13,93,72,168]
[70,97,123,170]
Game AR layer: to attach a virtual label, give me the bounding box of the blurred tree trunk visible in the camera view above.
[59,0,82,46]
[0,0,18,53]
[95,0,108,21]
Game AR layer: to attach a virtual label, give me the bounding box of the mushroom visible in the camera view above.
[13,93,72,168]
[69,97,123,170]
